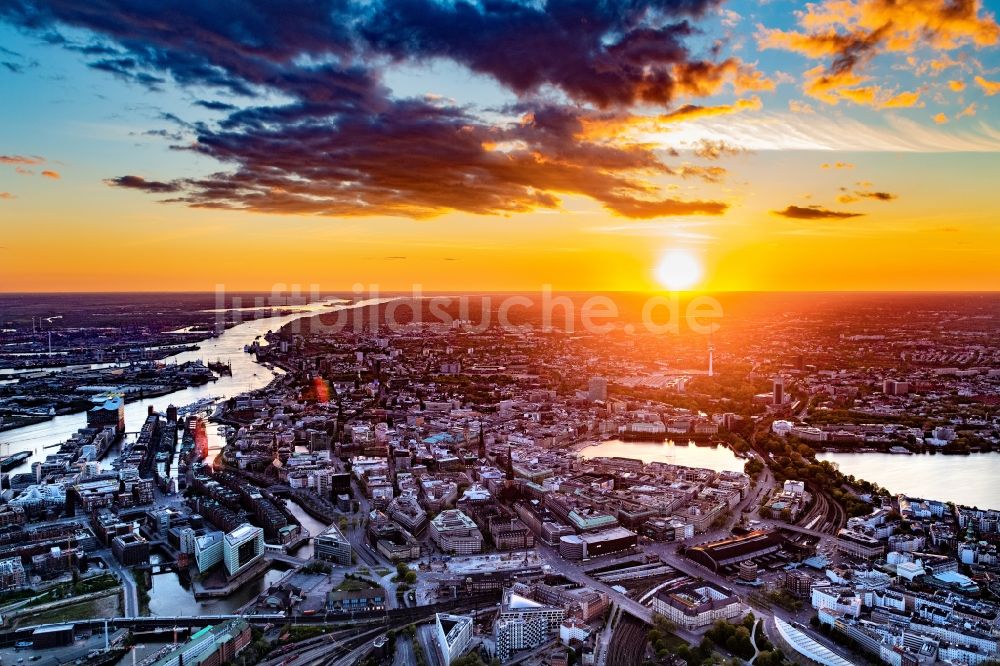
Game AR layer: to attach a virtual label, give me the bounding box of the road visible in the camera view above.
[96,549,140,618]
[688,457,776,547]
[394,637,416,666]
[534,542,703,643]
[536,486,857,666]
[416,623,444,666]
[748,617,761,664]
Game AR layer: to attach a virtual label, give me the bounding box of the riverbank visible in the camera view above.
[0,366,219,432]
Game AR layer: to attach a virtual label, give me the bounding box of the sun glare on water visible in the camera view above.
[655,249,703,291]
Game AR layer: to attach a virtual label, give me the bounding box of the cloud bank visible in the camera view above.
[0,0,773,219]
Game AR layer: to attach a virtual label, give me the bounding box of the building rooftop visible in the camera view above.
[774,618,854,666]
[225,523,260,545]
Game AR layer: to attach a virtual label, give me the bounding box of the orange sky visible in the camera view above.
[2,149,998,292]
[1,0,999,292]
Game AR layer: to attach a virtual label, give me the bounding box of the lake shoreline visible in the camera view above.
[817,450,1000,510]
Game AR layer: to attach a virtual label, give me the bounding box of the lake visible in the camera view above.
[816,451,1000,509]
[579,438,746,474]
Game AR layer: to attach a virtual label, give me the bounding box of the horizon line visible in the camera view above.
[3,289,1000,296]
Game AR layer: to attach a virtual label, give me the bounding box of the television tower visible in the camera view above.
[707,335,714,377]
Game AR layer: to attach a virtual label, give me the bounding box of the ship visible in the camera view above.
[0,450,31,471]
[208,359,232,375]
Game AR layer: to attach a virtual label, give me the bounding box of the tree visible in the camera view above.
[451,655,486,666]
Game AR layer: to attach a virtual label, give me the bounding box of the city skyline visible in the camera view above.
[2,0,999,292]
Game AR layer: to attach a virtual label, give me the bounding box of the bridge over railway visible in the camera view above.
[0,592,502,647]
[778,523,842,542]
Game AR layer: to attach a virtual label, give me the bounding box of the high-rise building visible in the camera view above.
[314,523,353,565]
[434,613,473,665]
[494,588,565,662]
[195,531,224,573]
[223,524,264,577]
[882,380,909,396]
[772,378,784,406]
[587,377,608,402]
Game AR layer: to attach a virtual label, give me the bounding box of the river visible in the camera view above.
[0,298,389,467]
[580,438,746,474]
[0,297,389,615]
[816,451,1000,509]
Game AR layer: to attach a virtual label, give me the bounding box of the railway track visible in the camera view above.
[607,615,649,666]
[795,482,827,531]
[795,483,846,535]
[825,489,846,533]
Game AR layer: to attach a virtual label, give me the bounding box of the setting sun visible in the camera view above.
[655,249,703,291]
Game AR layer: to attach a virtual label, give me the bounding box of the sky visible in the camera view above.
[1,0,999,293]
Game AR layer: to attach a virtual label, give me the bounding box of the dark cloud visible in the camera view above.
[773,205,863,220]
[140,128,184,141]
[856,190,896,201]
[0,44,37,72]
[0,0,371,99]
[363,0,729,108]
[105,175,181,193]
[838,188,897,203]
[88,57,165,88]
[0,0,749,219]
[194,100,237,111]
[151,99,728,218]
